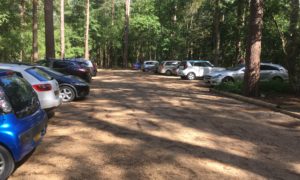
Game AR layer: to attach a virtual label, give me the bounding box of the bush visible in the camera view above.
[214,80,293,95]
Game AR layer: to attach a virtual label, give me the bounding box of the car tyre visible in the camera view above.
[187,73,196,80]
[272,76,283,82]
[166,70,172,76]
[0,146,15,180]
[222,77,234,83]
[60,86,76,102]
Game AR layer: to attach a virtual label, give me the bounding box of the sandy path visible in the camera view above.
[10,70,300,180]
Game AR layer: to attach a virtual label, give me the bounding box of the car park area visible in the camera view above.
[10,70,300,179]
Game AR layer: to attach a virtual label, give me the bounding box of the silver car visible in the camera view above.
[204,63,289,86]
[141,61,159,72]
[158,61,181,75]
[0,63,62,110]
[178,60,225,80]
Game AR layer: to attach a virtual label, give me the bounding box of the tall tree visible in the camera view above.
[44,0,56,59]
[235,0,246,64]
[244,0,264,97]
[84,0,90,60]
[213,0,221,65]
[60,0,65,59]
[32,0,39,62]
[285,0,300,93]
[19,0,25,61]
[123,0,131,68]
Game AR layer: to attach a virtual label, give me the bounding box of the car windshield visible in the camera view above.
[0,75,39,118]
[26,67,53,81]
[227,65,245,71]
[40,67,65,76]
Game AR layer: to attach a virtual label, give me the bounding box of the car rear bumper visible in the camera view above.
[0,109,48,162]
[75,85,90,98]
[38,91,62,110]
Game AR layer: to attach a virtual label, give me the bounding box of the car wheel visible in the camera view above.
[0,146,15,180]
[166,70,172,76]
[60,86,76,102]
[187,73,196,80]
[222,77,234,83]
[272,76,283,82]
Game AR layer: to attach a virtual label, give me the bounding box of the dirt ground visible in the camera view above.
[10,70,300,180]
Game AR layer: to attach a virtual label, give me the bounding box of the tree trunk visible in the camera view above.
[44,0,55,59]
[111,0,115,26]
[84,0,90,60]
[235,0,246,64]
[244,0,264,97]
[19,0,25,61]
[213,0,221,65]
[285,0,300,93]
[123,0,131,68]
[60,0,65,59]
[32,0,39,62]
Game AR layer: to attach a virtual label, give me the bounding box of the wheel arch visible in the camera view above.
[59,84,78,98]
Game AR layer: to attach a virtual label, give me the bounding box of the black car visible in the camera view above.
[36,66,90,102]
[36,59,92,83]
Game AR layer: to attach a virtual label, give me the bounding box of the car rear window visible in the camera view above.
[0,75,39,118]
[26,67,52,81]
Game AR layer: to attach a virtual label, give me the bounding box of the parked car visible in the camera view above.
[0,70,47,179]
[0,64,61,111]
[132,62,142,70]
[36,66,90,102]
[69,58,98,77]
[178,60,225,80]
[36,59,92,83]
[158,61,181,75]
[141,61,159,72]
[204,63,289,86]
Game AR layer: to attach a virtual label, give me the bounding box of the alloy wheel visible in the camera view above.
[0,153,5,176]
[60,87,75,102]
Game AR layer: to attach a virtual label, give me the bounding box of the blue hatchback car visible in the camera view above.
[0,70,48,179]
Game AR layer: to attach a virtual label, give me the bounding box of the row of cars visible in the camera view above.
[138,60,289,85]
[0,58,97,179]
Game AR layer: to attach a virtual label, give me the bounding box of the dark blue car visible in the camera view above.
[36,66,90,102]
[0,70,47,179]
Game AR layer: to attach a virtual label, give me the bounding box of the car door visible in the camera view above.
[192,62,202,77]
[260,65,271,81]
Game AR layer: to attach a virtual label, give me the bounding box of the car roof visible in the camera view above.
[0,63,33,71]
[185,60,210,62]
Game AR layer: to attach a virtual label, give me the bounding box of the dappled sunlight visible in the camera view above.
[11,70,300,179]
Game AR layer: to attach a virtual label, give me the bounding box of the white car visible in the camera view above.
[178,60,225,80]
[158,61,181,75]
[0,63,62,110]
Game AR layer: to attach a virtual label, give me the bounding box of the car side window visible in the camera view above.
[165,62,173,66]
[260,65,279,71]
[194,62,206,67]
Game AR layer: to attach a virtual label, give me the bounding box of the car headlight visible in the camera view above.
[213,74,223,79]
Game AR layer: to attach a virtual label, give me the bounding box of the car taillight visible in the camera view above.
[0,87,12,114]
[33,84,52,92]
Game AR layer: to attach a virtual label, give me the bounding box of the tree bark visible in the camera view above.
[32,0,39,62]
[123,0,131,68]
[44,0,55,59]
[84,0,90,60]
[213,0,221,65]
[285,0,300,93]
[19,0,25,61]
[60,0,65,59]
[244,0,264,97]
[235,0,246,64]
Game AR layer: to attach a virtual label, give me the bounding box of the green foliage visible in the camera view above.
[215,80,293,95]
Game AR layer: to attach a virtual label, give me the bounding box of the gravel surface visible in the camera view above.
[10,70,300,180]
